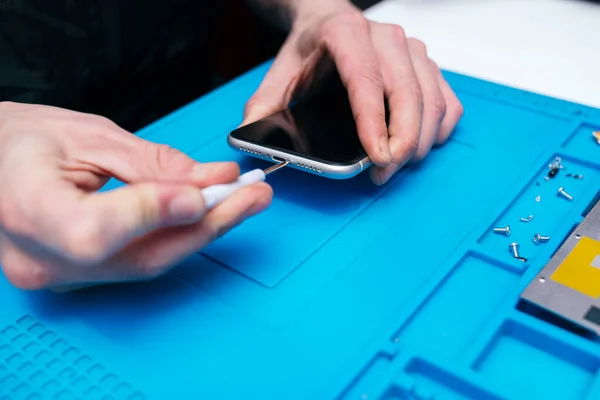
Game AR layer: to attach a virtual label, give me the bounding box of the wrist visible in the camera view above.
[291,0,358,29]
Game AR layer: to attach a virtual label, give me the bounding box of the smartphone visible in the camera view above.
[228,75,372,179]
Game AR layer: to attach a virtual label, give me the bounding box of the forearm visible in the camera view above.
[247,0,354,31]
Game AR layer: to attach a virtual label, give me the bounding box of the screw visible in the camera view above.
[533,233,550,244]
[493,225,511,236]
[557,187,573,201]
[509,242,521,258]
[520,215,534,222]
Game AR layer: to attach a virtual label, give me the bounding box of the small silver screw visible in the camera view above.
[509,242,521,258]
[533,233,550,244]
[493,225,511,236]
[520,215,534,223]
[557,187,573,201]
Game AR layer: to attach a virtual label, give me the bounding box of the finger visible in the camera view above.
[29,182,273,288]
[405,38,446,162]
[242,40,305,126]
[242,42,326,126]
[430,61,464,144]
[319,14,392,166]
[71,182,216,264]
[68,119,241,187]
[18,181,210,267]
[124,139,241,186]
[0,241,58,290]
[107,182,274,281]
[369,24,423,185]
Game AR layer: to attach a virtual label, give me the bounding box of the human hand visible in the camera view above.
[243,2,464,185]
[0,102,272,290]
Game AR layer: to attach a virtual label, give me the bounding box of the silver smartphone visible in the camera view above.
[228,76,372,179]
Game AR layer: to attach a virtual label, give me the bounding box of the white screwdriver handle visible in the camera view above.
[201,169,266,210]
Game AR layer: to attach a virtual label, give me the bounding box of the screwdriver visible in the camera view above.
[201,160,289,209]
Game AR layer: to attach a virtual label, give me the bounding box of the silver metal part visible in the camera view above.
[520,196,600,335]
[493,225,511,236]
[533,233,550,244]
[509,242,521,258]
[536,195,541,202]
[557,187,574,201]
[228,135,371,180]
[264,160,290,175]
[520,215,534,223]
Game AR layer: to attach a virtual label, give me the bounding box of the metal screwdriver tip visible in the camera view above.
[264,160,290,175]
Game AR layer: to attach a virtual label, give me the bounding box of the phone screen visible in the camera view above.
[230,76,369,166]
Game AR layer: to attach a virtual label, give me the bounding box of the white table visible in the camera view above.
[365,0,600,109]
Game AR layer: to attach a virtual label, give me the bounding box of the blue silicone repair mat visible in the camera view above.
[2,61,600,400]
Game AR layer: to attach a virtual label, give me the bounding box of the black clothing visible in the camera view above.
[0,1,222,131]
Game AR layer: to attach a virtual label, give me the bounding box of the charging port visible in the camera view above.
[272,156,287,163]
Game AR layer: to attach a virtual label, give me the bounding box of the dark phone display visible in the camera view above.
[231,76,368,165]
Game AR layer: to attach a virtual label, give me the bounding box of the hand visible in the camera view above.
[0,102,272,290]
[243,3,464,185]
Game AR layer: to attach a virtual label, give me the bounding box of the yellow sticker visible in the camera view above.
[551,236,600,298]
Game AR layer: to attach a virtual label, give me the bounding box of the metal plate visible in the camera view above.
[521,195,600,334]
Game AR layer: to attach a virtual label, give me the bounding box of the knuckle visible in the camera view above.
[431,96,447,122]
[408,38,427,54]
[385,24,406,41]
[392,135,420,164]
[0,258,53,291]
[453,101,465,120]
[4,267,52,290]
[146,143,190,173]
[91,114,115,127]
[244,96,264,114]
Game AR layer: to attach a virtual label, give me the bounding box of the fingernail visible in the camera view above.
[378,164,399,185]
[379,136,392,163]
[168,189,205,223]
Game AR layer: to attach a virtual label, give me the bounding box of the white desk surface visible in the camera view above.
[365,0,600,109]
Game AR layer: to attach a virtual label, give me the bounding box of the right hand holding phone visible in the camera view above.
[0,102,272,291]
[243,9,464,185]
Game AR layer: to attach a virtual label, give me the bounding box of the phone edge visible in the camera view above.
[227,134,370,180]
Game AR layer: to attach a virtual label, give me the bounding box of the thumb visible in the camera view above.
[242,46,309,126]
[74,183,207,263]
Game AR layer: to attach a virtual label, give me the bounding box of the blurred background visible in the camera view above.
[211,0,381,86]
